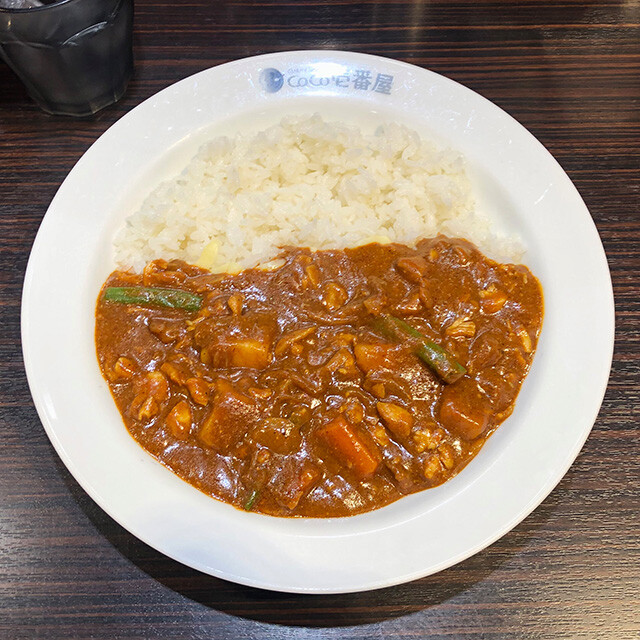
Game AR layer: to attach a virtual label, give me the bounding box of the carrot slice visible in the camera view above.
[317,415,380,478]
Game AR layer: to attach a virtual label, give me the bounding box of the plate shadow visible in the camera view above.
[54,451,558,628]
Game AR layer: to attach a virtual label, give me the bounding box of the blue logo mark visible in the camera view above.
[260,68,284,93]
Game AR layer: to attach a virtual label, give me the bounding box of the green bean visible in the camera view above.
[104,286,202,312]
[244,489,260,511]
[373,314,466,384]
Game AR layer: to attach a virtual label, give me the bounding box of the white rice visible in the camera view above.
[114,114,520,272]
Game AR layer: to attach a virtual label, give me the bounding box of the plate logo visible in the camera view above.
[260,68,285,93]
[258,65,395,95]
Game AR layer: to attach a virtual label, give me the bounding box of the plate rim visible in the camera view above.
[21,49,615,594]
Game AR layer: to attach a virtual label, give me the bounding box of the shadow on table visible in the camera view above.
[56,454,557,628]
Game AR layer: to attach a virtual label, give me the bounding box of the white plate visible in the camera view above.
[21,51,614,594]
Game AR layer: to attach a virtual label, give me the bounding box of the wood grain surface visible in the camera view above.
[1,1,639,638]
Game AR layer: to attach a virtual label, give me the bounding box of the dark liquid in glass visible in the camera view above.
[0,0,133,116]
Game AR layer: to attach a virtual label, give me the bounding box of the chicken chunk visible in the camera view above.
[199,387,259,453]
[376,402,414,439]
[269,459,322,511]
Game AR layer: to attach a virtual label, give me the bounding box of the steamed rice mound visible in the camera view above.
[114,114,516,272]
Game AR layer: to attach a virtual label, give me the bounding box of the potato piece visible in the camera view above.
[376,402,414,439]
[353,342,398,374]
[439,378,492,440]
[228,339,271,369]
[316,416,380,478]
[195,313,275,370]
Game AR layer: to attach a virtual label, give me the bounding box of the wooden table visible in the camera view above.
[1,1,638,637]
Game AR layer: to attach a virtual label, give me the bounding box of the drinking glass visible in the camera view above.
[0,0,134,116]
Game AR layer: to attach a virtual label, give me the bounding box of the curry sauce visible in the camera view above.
[95,237,543,517]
